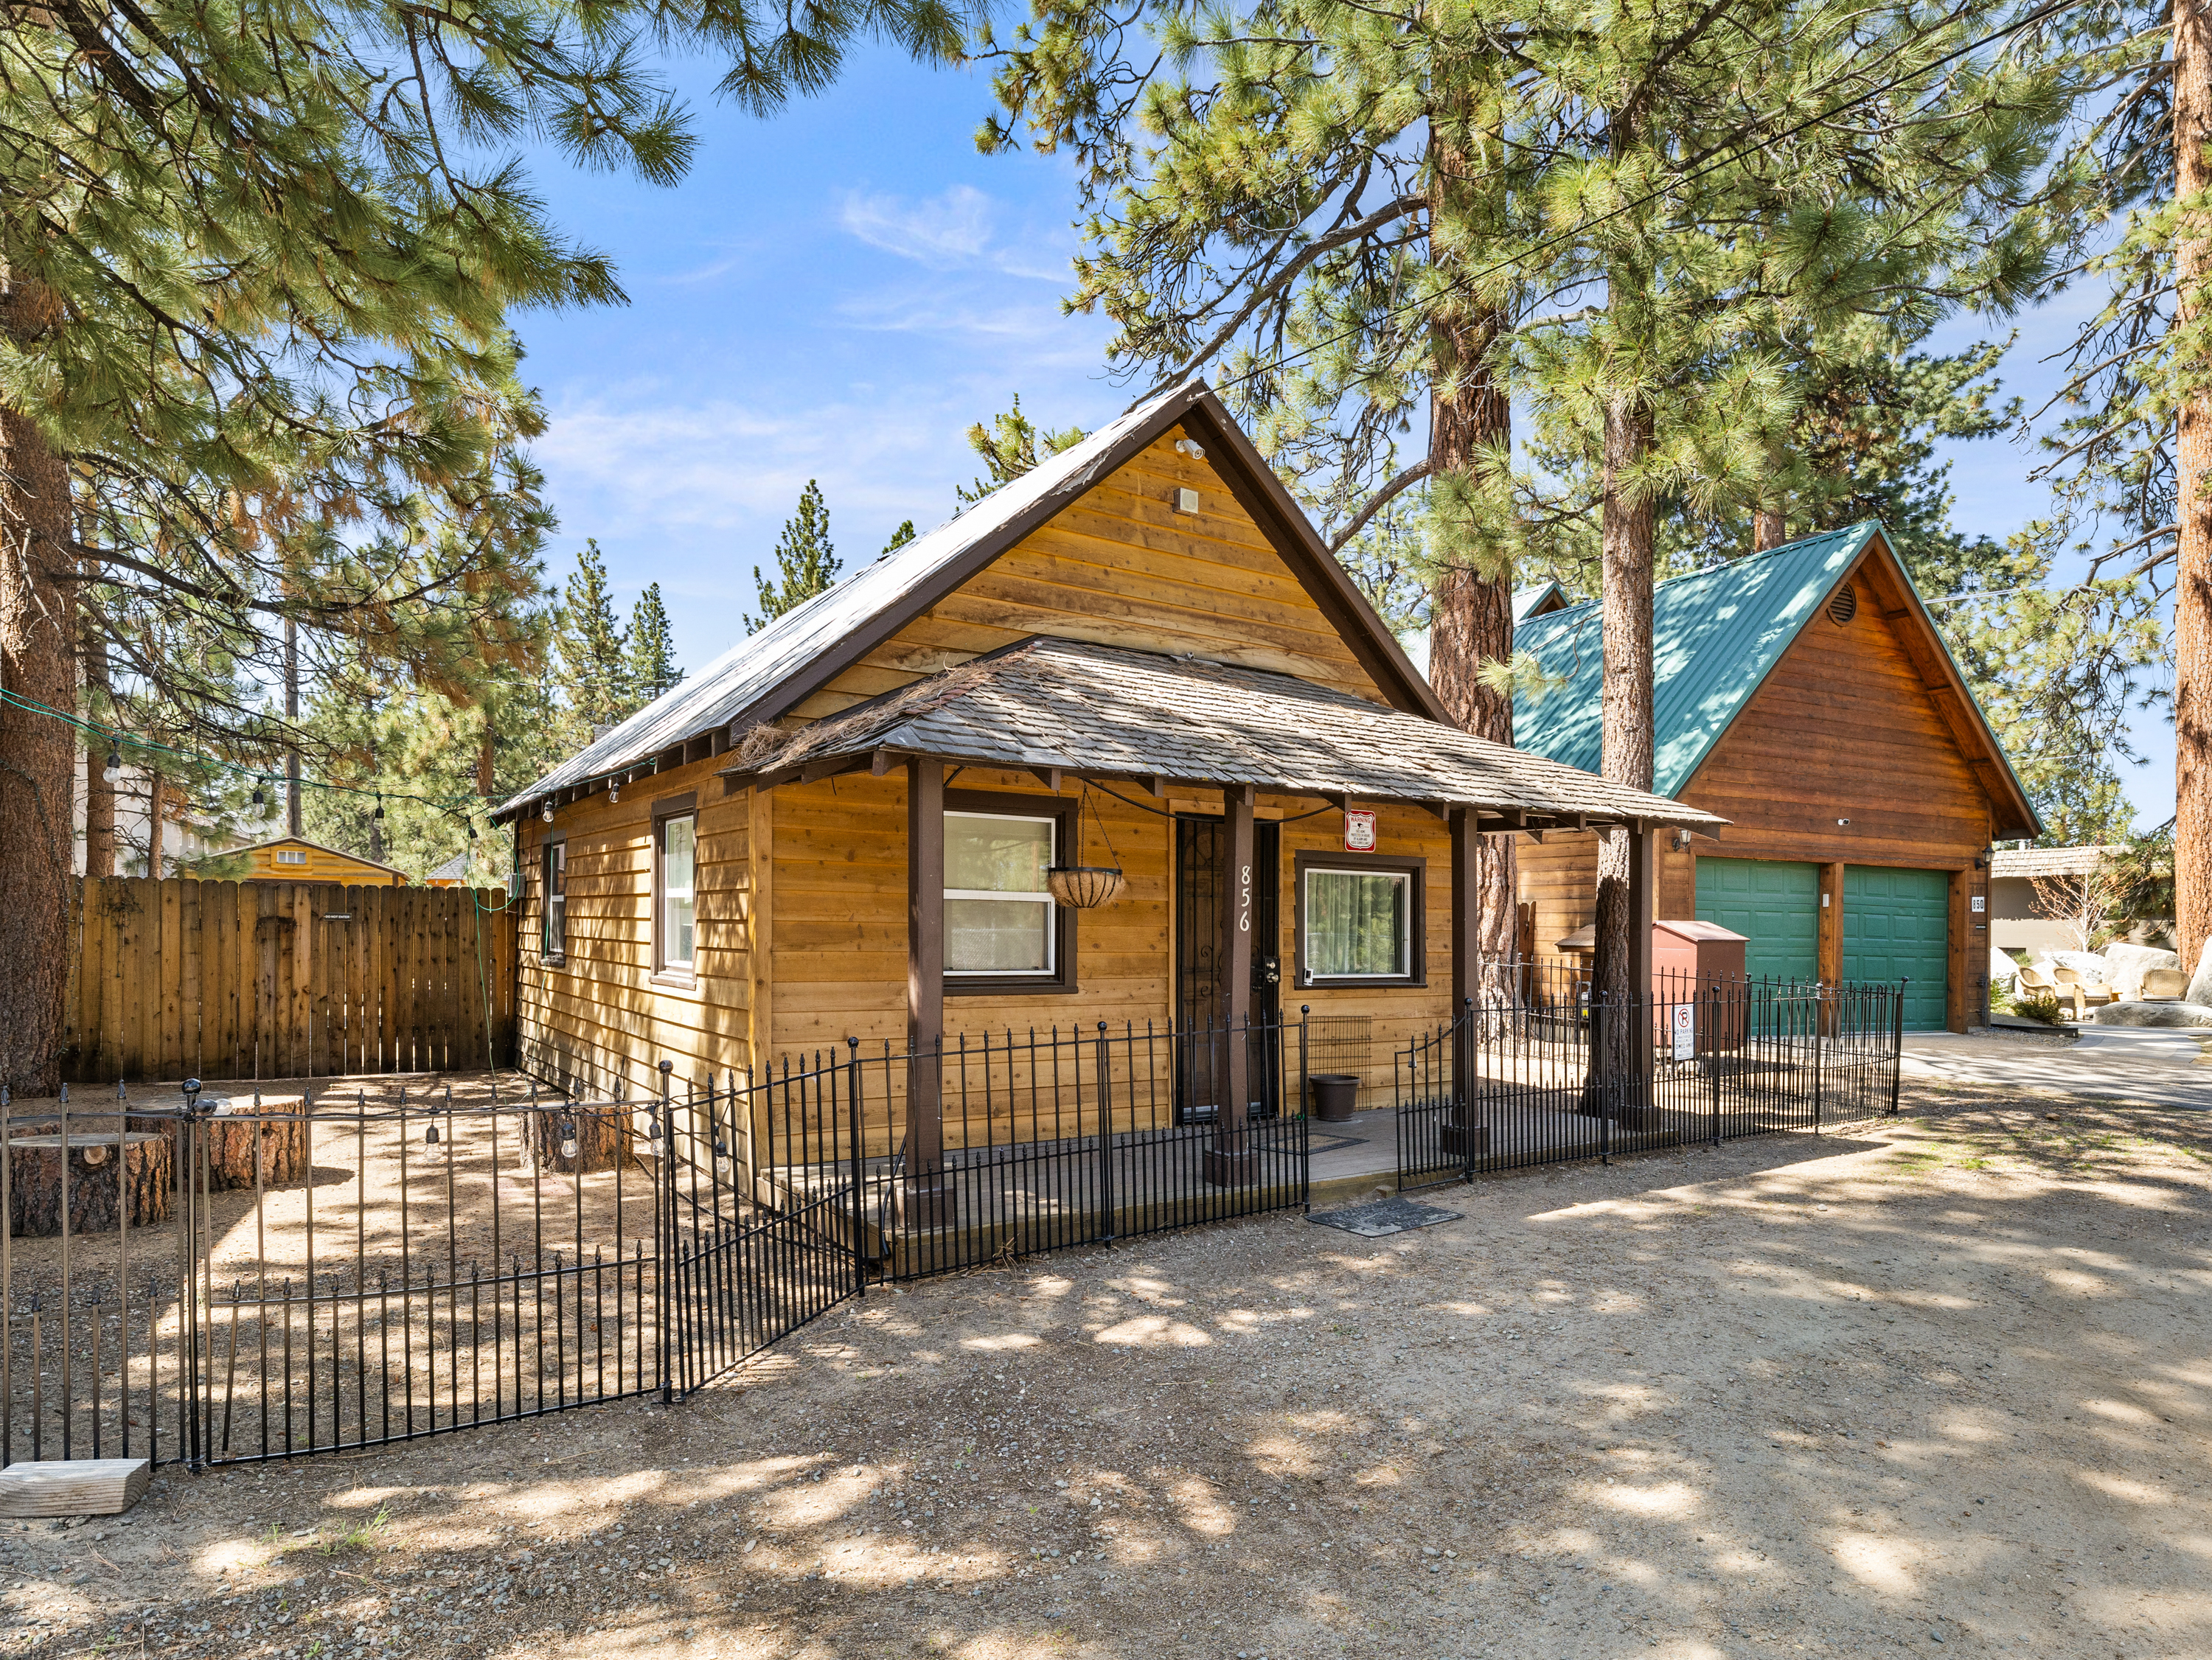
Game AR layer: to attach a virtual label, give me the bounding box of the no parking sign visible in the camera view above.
[1670,1002,1696,1061]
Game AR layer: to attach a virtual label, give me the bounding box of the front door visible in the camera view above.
[1174,815,1282,1121]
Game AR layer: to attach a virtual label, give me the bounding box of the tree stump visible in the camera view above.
[7,1134,173,1236]
[195,1095,308,1191]
[524,1101,629,1175]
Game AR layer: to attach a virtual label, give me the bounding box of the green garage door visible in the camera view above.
[1695,859,1819,984]
[1842,865,1950,1031]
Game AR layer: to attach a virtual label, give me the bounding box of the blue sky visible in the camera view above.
[516,46,2175,834]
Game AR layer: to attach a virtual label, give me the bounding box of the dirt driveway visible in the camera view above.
[7,1079,2210,1660]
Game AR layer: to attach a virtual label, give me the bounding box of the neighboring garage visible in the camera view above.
[1511,521,2042,1032]
[1691,858,1950,1029]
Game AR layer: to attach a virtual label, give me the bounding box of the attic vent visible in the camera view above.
[1826,582,1858,626]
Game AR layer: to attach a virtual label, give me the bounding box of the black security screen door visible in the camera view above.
[1175,815,1282,1120]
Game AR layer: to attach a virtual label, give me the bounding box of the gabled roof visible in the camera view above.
[1514,580,1569,624]
[192,834,411,879]
[1989,845,2124,879]
[1512,523,2039,837]
[718,636,1728,831]
[495,380,1444,822]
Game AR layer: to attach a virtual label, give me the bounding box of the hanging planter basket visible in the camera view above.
[1046,865,1125,909]
[1045,785,1127,908]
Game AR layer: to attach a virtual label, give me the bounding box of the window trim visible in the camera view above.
[942,789,1079,997]
[1293,850,1427,988]
[652,793,699,986]
[540,833,568,966]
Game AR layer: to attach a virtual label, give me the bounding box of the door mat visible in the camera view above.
[1306,1132,1368,1154]
[1307,1196,1462,1237]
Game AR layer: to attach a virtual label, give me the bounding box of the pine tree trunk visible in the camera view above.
[0,277,80,1096]
[83,630,114,879]
[145,764,163,876]
[1595,390,1658,1086]
[1753,506,1786,552]
[2176,0,2212,977]
[1425,98,1518,972]
[284,616,303,837]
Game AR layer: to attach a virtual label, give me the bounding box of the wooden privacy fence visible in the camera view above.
[63,878,517,1084]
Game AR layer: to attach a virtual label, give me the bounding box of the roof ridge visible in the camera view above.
[1520,521,1879,629]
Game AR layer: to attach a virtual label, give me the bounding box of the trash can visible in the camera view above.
[1307,1074,1360,1123]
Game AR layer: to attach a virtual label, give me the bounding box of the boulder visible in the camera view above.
[2102,942,2182,1002]
[2090,1000,2212,1029]
[2191,939,2212,1010]
[2050,949,2110,983]
[1989,947,2021,991]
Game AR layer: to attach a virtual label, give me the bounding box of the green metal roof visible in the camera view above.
[1512,523,1883,796]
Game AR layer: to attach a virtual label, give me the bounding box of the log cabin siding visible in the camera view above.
[785,432,1388,725]
[515,749,753,1098]
[1514,557,1994,1026]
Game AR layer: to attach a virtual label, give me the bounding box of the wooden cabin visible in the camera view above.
[1510,525,2041,1031]
[493,382,1717,1173]
[192,834,411,886]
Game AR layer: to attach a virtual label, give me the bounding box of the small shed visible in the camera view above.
[192,835,410,886]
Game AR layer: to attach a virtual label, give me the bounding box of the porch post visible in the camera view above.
[903,756,952,1224]
[1205,782,1256,1186]
[1446,807,1484,1158]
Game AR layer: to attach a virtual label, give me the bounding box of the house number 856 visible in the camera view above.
[1238,864,1252,932]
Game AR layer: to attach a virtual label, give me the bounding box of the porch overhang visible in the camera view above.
[713,635,1729,837]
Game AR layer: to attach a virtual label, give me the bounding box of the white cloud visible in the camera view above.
[840,184,998,270]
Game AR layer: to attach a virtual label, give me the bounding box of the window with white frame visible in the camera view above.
[945,811,1056,975]
[658,812,696,972]
[541,842,567,961]
[1302,865,1413,980]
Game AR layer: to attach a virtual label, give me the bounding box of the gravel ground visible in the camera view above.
[5,1078,2209,1659]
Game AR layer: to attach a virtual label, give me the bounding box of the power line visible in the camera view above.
[1165,0,2092,401]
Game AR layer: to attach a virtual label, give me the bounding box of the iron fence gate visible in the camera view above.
[0,1070,865,1471]
[1397,961,1906,1188]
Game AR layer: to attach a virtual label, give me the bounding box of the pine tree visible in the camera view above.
[747,482,842,632]
[555,541,631,738]
[623,584,685,708]
[883,520,919,555]
[0,0,969,1093]
[957,397,1086,504]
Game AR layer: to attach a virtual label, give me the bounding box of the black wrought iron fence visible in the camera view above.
[1397,960,1905,1188]
[754,1019,1311,1280]
[0,1070,863,1472]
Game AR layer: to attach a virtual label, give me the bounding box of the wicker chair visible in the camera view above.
[2051,965,2115,1019]
[2140,968,2192,1002]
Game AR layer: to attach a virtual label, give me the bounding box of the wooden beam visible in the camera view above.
[903,758,951,1224]
[870,750,894,778]
[1031,767,1065,792]
[1144,775,1168,798]
[1818,862,1846,985]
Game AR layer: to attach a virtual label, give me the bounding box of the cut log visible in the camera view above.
[524,1101,629,1175]
[0,1459,153,1518]
[193,1094,308,1191]
[7,1134,173,1236]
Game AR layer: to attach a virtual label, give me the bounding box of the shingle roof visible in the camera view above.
[495,379,1441,822]
[1989,845,2124,879]
[1513,524,1882,795]
[718,637,1728,830]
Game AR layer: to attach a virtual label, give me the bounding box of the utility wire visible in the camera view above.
[1152,0,2093,402]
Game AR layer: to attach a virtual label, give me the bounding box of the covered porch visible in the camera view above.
[719,635,1725,1244]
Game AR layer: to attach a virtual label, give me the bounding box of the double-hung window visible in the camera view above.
[1296,854,1423,986]
[945,810,1058,978]
[541,842,567,962]
[657,809,697,976]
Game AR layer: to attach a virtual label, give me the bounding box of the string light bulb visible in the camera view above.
[251,778,265,808]
[102,750,122,784]
[607,780,620,804]
[372,795,386,822]
[541,800,554,823]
